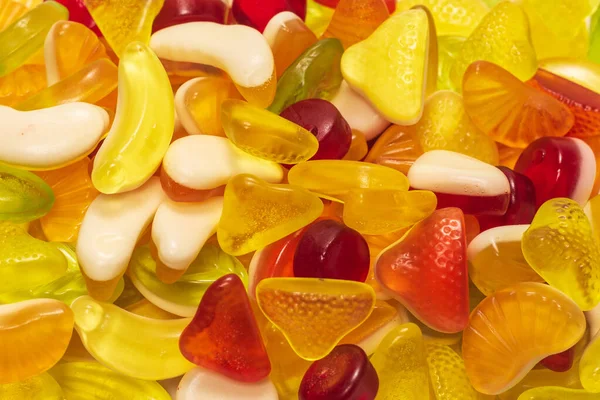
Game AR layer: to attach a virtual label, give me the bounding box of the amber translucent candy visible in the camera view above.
[463,61,574,148]
[497,144,523,169]
[463,282,586,395]
[160,166,226,203]
[323,0,389,49]
[0,64,46,106]
[338,300,401,349]
[344,130,368,161]
[0,0,27,32]
[364,124,423,176]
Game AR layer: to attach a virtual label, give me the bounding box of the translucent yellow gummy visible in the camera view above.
[221,99,319,164]
[499,364,583,400]
[449,2,537,89]
[0,64,46,107]
[580,330,600,392]
[370,323,430,400]
[305,0,335,37]
[71,296,194,380]
[217,174,323,256]
[415,90,499,164]
[288,160,410,201]
[518,387,600,400]
[256,277,375,360]
[49,362,171,399]
[540,59,600,95]
[521,0,591,41]
[522,198,600,311]
[0,372,63,400]
[426,343,479,400]
[0,2,68,77]
[0,0,27,32]
[526,13,589,60]
[341,9,429,125]
[83,0,164,57]
[92,41,174,194]
[438,35,465,91]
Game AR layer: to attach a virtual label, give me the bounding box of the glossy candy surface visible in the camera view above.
[518,387,600,400]
[153,0,228,31]
[232,0,306,32]
[299,344,378,400]
[426,343,479,400]
[323,0,389,49]
[580,329,600,392]
[0,164,54,222]
[0,64,46,107]
[51,0,99,34]
[364,124,423,175]
[463,283,586,395]
[0,0,28,32]
[256,277,376,360]
[0,372,63,400]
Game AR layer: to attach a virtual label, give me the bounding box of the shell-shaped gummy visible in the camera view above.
[0,164,54,222]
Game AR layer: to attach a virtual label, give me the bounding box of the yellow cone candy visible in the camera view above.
[426,343,479,400]
[256,277,375,360]
[0,372,63,400]
[341,9,429,125]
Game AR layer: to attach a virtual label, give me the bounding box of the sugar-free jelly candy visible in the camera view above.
[341,9,428,125]
[299,344,378,400]
[462,62,574,149]
[92,42,174,194]
[409,151,510,216]
[268,38,343,115]
[375,208,469,333]
[343,189,437,235]
[344,129,369,161]
[49,362,171,399]
[71,295,195,380]
[0,299,74,384]
[151,197,223,282]
[323,0,389,50]
[288,160,409,201]
[0,164,54,222]
[365,124,423,175]
[463,282,586,395]
[218,174,323,256]
[449,2,536,88]
[130,244,247,317]
[153,0,228,31]
[180,274,270,382]
[280,99,352,161]
[515,137,596,208]
[0,372,63,400]
[415,90,499,164]
[0,103,108,170]
[0,2,68,77]
[222,99,320,164]
[477,166,536,232]
[256,277,376,360]
[426,343,480,400]
[150,22,276,107]
[293,219,370,282]
[370,323,430,400]
[44,21,107,85]
[177,367,279,400]
[263,12,317,78]
[468,225,543,296]
[77,177,166,301]
[232,0,306,32]
[519,387,600,400]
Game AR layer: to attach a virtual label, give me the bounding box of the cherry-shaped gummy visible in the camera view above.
[299,344,379,400]
[50,0,101,35]
[280,99,352,161]
[153,0,228,32]
[293,219,370,282]
[231,0,307,32]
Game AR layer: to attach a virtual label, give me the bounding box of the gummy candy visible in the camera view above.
[0,64,46,107]
[71,295,195,380]
[0,299,73,384]
[125,299,180,320]
[280,99,352,161]
[408,151,510,216]
[0,164,54,222]
[376,207,469,333]
[364,124,423,175]
[0,1,68,77]
[299,344,379,400]
[153,0,228,31]
[323,0,389,49]
[539,347,574,373]
[218,174,323,255]
[341,9,429,125]
[160,172,226,203]
[463,61,574,149]
[0,0,27,32]
[0,372,63,400]
[222,99,320,164]
[293,219,370,282]
[370,323,430,400]
[268,38,344,115]
[256,277,376,360]
[591,6,600,64]
[305,0,334,37]
[180,274,270,382]
[463,282,586,395]
[437,35,464,91]
[579,330,600,392]
[518,387,600,400]
[343,189,437,235]
[288,160,409,201]
[468,225,543,296]
[51,0,99,35]
[538,59,600,95]
[499,363,584,400]
[425,343,479,400]
[49,362,171,400]
[232,0,306,32]
[343,130,369,161]
[92,42,174,194]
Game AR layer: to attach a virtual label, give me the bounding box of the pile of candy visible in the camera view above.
[2,0,600,398]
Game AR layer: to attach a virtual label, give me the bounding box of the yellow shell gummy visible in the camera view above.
[522,198,600,311]
[0,372,63,400]
[426,343,479,400]
[92,41,174,194]
[370,323,430,400]
[221,99,319,164]
[518,387,600,400]
[341,9,429,125]
[449,2,537,89]
[217,174,323,256]
[256,277,375,360]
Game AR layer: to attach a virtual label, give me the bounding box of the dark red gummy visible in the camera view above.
[231,0,307,32]
[293,219,370,282]
[434,192,510,216]
[477,167,536,231]
[299,344,379,400]
[50,0,101,35]
[314,0,395,12]
[280,99,352,161]
[153,0,228,32]
[539,347,575,373]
